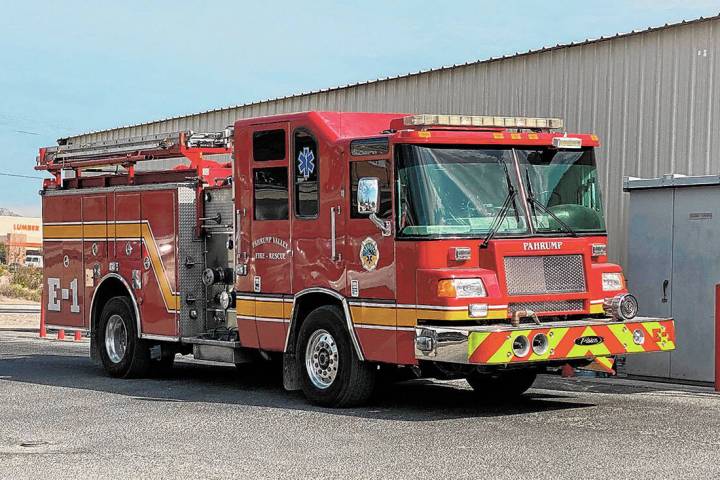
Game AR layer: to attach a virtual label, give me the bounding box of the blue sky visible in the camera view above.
[1,0,719,215]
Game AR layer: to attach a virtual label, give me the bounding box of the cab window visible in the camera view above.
[294,130,319,218]
[253,167,289,220]
[253,129,286,161]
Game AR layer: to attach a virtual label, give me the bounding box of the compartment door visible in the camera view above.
[140,189,179,337]
[43,194,85,328]
[82,194,108,328]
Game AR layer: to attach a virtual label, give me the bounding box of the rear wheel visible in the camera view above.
[97,296,150,378]
[466,369,537,401]
[297,305,376,407]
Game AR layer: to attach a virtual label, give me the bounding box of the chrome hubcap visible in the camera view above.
[305,329,339,389]
[105,314,128,364]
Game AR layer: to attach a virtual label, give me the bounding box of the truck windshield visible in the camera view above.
[516,148,605,233]
[396,145,528,237]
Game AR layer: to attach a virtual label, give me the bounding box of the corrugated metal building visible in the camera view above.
[63,15,720,263]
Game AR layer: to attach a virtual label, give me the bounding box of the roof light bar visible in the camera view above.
[403,114,564,130]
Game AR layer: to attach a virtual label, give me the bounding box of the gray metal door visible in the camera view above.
[669,186,719,383]
[624,188,673,378]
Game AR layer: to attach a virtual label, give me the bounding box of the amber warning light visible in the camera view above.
[403,114,564,130]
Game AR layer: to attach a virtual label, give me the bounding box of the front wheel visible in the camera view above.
[297,306,376,407]
[466,369,537,401]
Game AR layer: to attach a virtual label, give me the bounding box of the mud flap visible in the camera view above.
[283,353,301,391]
[89,330,101,365]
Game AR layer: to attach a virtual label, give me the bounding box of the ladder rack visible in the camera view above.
[37,128,234,188]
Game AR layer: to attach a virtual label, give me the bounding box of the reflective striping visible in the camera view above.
[467,319,675,365]
[354,324,396,331]
[256,300,286,319]
[43,221,180,312]
[350,305,395,326]
[255,316,289,324]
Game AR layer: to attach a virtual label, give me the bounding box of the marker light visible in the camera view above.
[437,278,487,298]
[403,114,564,130]
[602,272,624,292]
[632,329,645,345]
[552,136,582,149]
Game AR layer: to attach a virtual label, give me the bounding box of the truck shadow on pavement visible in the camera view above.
[0,349,596,421]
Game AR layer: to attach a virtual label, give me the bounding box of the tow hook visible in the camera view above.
[511,310,540,327]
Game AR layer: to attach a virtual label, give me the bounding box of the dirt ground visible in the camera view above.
[0,297,40,329]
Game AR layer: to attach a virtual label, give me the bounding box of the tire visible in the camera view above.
[97,296,150,378]
[297,305,376,407]
[466,369,537,401]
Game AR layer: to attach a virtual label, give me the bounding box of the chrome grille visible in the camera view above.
[509,300,584,314]
[504,255,586,295]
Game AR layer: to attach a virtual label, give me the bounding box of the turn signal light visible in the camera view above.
[437,278,487,298]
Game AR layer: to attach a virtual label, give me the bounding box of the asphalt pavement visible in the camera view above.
[0,330,718,479]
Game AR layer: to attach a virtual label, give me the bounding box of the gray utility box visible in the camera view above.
[624,174,719,384]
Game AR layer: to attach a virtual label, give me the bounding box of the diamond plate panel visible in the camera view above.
[178,185,205,336]
[202,187,235,330]
[504,255,586,295]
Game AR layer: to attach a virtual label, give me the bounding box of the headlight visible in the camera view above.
[437,278,487,298]
[602,272,624,291]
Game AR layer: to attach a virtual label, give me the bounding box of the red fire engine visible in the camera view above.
[36,112,675,407]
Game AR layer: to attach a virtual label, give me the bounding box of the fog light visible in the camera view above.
[512,335,530,357]
[603,294,638,321]
[632,329,645,345]
[532,333,549,355]
[468,303,488,318]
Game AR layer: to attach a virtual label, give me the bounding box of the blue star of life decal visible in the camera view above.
[297,147,315,179]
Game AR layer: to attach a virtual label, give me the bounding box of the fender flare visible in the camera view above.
[285,287,365,361]
[90,273,142,338]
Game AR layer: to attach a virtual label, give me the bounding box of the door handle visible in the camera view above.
[331,206,341,262]
[661,279,669,303]
[236,208,248,275]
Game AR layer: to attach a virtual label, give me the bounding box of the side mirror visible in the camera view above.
[357,177,380,215]
[357,176,391,237]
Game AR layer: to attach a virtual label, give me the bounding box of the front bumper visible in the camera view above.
[415,317,675,365]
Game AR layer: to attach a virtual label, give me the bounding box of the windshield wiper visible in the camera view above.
[523,168,577,237]
[481,160,518,248]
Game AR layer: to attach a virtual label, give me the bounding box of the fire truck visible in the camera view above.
[36,112,675,407]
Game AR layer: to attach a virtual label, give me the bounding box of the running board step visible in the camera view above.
[181,337,253,364]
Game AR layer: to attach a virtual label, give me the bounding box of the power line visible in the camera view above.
[0,172,44,180]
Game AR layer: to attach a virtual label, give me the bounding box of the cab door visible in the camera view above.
[235,122,291,349]
[345,156,396,363]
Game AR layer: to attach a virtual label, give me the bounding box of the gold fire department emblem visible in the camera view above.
[359,237,379,271]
